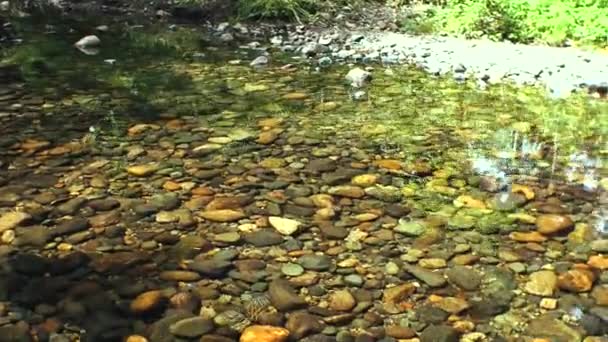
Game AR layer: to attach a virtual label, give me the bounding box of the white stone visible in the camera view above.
[269,216,301,235]
[74,35,100,48]
[345,68,372,88]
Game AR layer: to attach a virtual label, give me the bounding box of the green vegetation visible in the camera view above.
[403,0,608,47]
[236,0,317,21]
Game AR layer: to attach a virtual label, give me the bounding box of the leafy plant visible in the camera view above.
[405,0,608,47]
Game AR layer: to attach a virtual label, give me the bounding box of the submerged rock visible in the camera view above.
[74,35,100,48]
[345,68,372,88]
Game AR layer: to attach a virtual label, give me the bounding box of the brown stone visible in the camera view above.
[557,269,595,293]
[382,283,416,314]
[163,181,182,191]
[200,209,246,222]
[588,255,608,270]
[591,285,608,305]
[258,118,284,128]
[240,325,289,342]
[536,214,574,235]
[385,325,416,339]
[192,187,215,196]
[373,159,402,170]
[524,270,557,296]
[126,164,158,177]
[126,335,149,342]
[328,185,365,198]
[257,129,283,145]
[328,290,356,311]
[512,184,535,200]
[510,231,547,243]
[159,270,201,282]
[130,290,166,314]
[452,254,480,265]
[206,195,254,211]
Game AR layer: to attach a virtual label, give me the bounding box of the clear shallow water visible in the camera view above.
[0,15,607,341]
[4,19,605,186]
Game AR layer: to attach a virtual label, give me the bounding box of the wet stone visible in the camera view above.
[329,289,357,311]
[244,229,284,247]
[51,217,89,237]
[525,315,583,342]
[14,226,51,246]
[268,278,307,311]
[417,305,450,324]
[190,258,232,278]
[492,192,527,211]
[297,254,332,271]
[525,270,558,296]
[169,316,214,337]
[87,198,120,211]
[403,264,446,287]
[395,219,426,236]
[318,222,348,239]
[286,312,324,340]
[282,263,305,276]
[446,266,481,290]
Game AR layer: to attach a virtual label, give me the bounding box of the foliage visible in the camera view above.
[405,0,608,47]
[237,0,317,21]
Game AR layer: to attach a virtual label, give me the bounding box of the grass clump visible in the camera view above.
[403,0,608,47]
[237,0,317,21]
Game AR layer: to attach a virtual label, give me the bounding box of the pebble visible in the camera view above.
[268,279,307,311]
[536,214,574,234]
[159,270,201,282]
[329,290,357,311]
[557,268,594,292]
[269,216,301,235]
[169,317,214,337]
[297,254,332,271]
[200,209,246,222]
[525,270,558,296]
[420,324,460,342]
[395,219,426,236]
[285,312,324,340]
[446,266,481,290]
[130,290,166,314]
[240,325,289,342]
[0,211,30,233]
[126,164,158,176]
[281,263,305,276]
[383,283,416,314]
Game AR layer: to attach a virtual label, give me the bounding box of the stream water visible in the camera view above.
[0,15,607,342]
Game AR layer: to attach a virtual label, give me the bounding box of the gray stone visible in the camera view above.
[169,317,214,337]
[525,316,583,342]
[250,55,269,66]
[244,229,283,247]
[446,266,481,290]
[268,279,307,311]
[51,217,89,237]
[420,324,460,342]
[403,264,446,287]
[297,254,332,271]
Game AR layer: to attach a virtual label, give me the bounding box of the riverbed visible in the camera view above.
[0,16,607,342]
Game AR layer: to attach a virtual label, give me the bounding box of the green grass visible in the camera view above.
[401,0,608,47]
